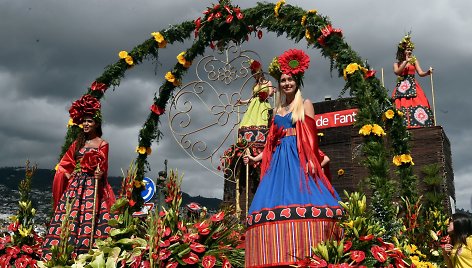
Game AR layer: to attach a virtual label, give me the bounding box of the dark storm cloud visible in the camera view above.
[1,0,471,210]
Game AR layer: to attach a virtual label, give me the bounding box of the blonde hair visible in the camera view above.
[275,85,305,124]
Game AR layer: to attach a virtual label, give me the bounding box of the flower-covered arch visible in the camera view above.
[60,0,416,224]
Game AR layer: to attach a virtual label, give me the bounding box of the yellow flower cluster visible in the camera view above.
[343,62,368,80]
[383,109,404,120]
[305,29,313,42]
[165,71,181,86]
[301,15,307,26]
[118,50,134,66]
[67,118,83,128]
[134,179,146,188]
[359,124,386,137]
[392,154,414,166]
[151,32,167,48]
[177,51,192,68]
[136,146,152,155]
[274,0,285,17]
[301,10,317,26]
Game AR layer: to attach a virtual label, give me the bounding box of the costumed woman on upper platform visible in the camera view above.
[42,94,116,260]
[243,49,342,267]
[393,34,434,128]
[237,59,274,149]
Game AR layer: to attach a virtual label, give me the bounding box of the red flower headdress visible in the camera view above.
[68,94,101,124]
[249,59,262,73]
[276,49,310,86]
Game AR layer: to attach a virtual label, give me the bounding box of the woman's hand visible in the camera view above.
[94,164,103,180]
[243,155,255,165]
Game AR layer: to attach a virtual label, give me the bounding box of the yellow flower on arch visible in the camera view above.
[301,15,307,26]
[274,0,285,17]
[125,56,134,66]
[359,124,373,136]
[305,29,312,41]
[151,32,166,46]
[177,52,192,68]
[371,124,386,136]
[136,146,147,155]
[385,109,395,120]
[307,9,317,14]
[165,72,176,83]
[343,63,360,80]
[118,50,128,59]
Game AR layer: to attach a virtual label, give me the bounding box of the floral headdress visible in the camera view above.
[249,59,262,74]
[69,94,102,124]
[269,49,310,86]
[398,33,415,50]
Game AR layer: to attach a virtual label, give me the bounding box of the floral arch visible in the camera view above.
[60,0,415,226]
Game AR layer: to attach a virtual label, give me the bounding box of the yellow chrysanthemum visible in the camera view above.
[393,155,402,166]
[136,146,147,155]
[301,15,307,26]
[371,124,386,136]
[337,169,345,176]
[274,0,285,17]
[118,50,128,59]
[385,109,395,119]
[165,71,175,83]
[359,124,373,136]
[397,110,404,117]
[177,52,192,68]
[308,9,317,14]
[151,32,165,43]
[343,63,361,80]
[400,154,414,165]
[125,55,134,66]
[305,29,312,41]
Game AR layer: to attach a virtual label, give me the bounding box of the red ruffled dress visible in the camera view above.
[41,141,116,260]
[392,64,434,128]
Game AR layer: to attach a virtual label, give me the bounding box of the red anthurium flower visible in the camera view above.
[213,4,220,10]
[158,248,171,260]
[21,245,33,254]
[165,261,178,268]
[371,245,388,263]
[202,255,217,268]
[8,221,19,232]
[164,227,171,237]
[211,232,221,240]
[222,258,232,268]
[215,12,222,18]
[211,211,225,222]
[199,227,211,235]
[207,13,214,22]
[224,5,232,14]
[194,221,210,230]
[236,12,244,20]
[226,15,233,24]
[169,235,180,242]
[257,30,263,39]
[195,17,201,28]
[150,104,165,115]
[350,250,366,263]
[182,252,199,265]
[159,239,170,248]
[310,255,328,267]
[7,246,21,257]
[343,240,353,253]
[178,221,187,231]
[90,81,108,92]
[359,234,375,241]
[190,242,206,253]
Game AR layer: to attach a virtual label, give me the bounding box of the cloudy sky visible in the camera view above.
[1,0,471,210]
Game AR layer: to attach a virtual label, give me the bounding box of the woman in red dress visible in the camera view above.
[392,34,434,128]
[41,94,116,260]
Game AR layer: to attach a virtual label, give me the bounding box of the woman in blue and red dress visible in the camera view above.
[243,49,342,267]
[41,94,116,260]
[393,34,434,128]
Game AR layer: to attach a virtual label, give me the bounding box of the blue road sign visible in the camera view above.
[141,177,156,202]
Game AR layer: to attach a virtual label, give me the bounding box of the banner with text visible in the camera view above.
[315,108,358,129]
